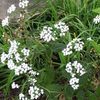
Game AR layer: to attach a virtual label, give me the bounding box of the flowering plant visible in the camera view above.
[0,0,100,100]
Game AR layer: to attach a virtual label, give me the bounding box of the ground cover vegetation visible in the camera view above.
[0,0,100,100]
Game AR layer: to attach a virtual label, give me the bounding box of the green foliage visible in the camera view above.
[0,0,100,99]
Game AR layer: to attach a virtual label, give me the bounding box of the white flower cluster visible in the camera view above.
[21,48,30,57]
[40,21,69,42]
[93,15,100,24]
[40,26,55,42]
[54,21,69,36]
[1,40,44,100]
[2,4,16,27]
[19,0,29,8]
[2,4,16,26]
[7,4,16,14]
[15,63,31,75]
[11,82,20,89]
[1,0,29,27]
[1,40,30,75]
[65,61,86,90]
[62,38,84,56]
[18,70,43,100]
[28,86,44,99]
[19,93,28,100]
[2,16,9,27]
[27,71,44,99]
[69,77,79,90]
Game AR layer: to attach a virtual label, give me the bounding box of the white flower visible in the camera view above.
[28,78,37,85]
[28,86,44,100]
[11,82,19,89]
[69,77,79,90]
[62,38,84,56]
[73,61,86,76]
[19,93,28,100]
[65,62,73,73]
[2,16,9,27]
[54,21,69,36]
[7,4,16,14]
[19,0,29,8]
[40,26,55,42]
[1,52,8,63]
[14,53,22,62]
[7,59,16,70]
[15,63,31,75]
[65,61,86,90]
[93,15,100,24]
[62,42,73,56]
[8,40,19,55]
[74,38,84,51]
[21,48,30,57]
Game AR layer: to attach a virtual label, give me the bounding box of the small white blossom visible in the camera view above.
[74,38,84,51]
[7,4,16,14]
[21,48,30,57]
[72,61,86,76]
[40,26,55,42]
[7,59,16,70]
[11,82,19,89]
[93,15,100,24]
[2,16,9,27]
[1,52,8,63]
[69,77,79,90]
[15,63,31,75]
[8,40,19,55]
[54,21,69,36]
[14,53,22,62]
[28,78,37,85]
[19,93,28,100]
[19,0,29,8]
[62,42,73,56]
[62,38,84,56]
[65,62,73,73]
[28,86,44,100]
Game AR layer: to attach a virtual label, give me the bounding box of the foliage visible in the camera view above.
[0,0,100,100]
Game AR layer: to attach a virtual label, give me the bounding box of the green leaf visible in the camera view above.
[87,91,97,100]
[95,85,100,97]
[64,85,74,100]
[91,41,100,54]
[46,84,61,94]
[59,52,66,64]
[51,42,65,52]
[93,8,100,14]
[40,67,55,85]
[6,71,14,95]
[77,90,85,100]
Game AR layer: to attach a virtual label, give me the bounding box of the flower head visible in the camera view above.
[7,4,16,14]
[2,16,9,27]
[93,15,100,24]
[40,26,55,42]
